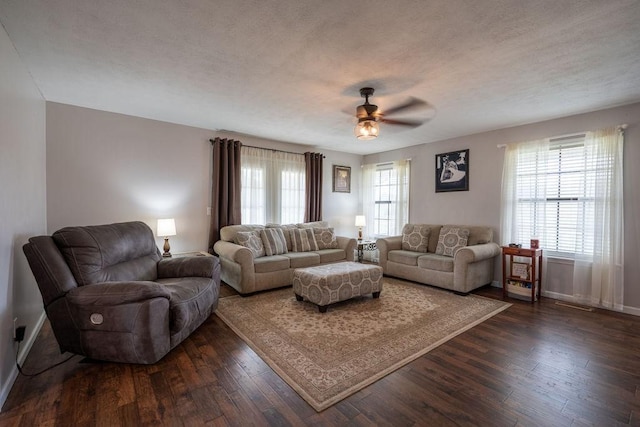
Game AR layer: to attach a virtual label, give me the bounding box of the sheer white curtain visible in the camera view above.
[500,126,624,310]
[573,126,624,310]
[500,138,549,246]
[361,160,410,237]
[241,146,306,225]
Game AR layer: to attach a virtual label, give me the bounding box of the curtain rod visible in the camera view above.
[243,144,325,158]
[211,139,325,158]
[497,124,628,148]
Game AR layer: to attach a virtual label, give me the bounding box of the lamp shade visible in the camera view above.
[354,120,379,140]
[355,215,366,227]
[157,218,176,237]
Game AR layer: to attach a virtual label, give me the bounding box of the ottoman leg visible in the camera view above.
[295,294,303,302]
[318,305,328,313]
[372,291,380,298]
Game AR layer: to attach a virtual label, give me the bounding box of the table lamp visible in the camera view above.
[157,218,176,257]
[355,215,366,241]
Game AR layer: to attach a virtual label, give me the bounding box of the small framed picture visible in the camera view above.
[435,149,469,192]
[511,262,530,280]
[333,165,351,193]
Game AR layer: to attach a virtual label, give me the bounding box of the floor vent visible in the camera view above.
[554,301,594,312]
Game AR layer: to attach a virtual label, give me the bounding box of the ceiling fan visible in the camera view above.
[352,87,430,140]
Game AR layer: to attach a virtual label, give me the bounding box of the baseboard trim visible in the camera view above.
[489,282,639,317]
[0,310,46,412]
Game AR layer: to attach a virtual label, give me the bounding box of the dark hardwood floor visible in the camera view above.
[1,283,639,426]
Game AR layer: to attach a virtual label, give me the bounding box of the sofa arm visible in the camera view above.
[157,256,220,279]
[336,236,357,261]
[376,236,402,271]
[454,242,501,264]
[453,242,501,293]
[213,240,254,265]
[62,281,171,363]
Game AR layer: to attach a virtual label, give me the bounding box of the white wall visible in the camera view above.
[364,102,640,313]
[0,25,47,409]
[46,109,362,253]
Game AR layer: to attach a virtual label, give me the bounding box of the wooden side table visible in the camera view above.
[502,246,543,303]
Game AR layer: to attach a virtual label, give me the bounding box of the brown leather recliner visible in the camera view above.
[23,221,220,364]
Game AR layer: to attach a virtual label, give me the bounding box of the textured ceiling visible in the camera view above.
[1,0,640,155]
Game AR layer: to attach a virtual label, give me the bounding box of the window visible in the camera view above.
[502,130,621,259]
[362,160,410,237]
[514,137,595,256]
[502,126,624,308]
[241,147,305,224]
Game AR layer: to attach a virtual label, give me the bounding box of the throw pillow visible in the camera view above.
[313,227,339,249]
[289,228,319,252]
[260,228,288,256]
[401,224,430,252]
[267,223,297,251]
[435,226,470,257]
[235,231,265,258]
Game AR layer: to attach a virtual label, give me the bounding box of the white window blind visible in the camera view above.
[362,160,410,237]
[512,136,605,257]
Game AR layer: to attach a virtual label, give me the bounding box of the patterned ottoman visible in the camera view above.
[293,262,383,312]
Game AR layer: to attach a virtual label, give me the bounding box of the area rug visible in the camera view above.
[215,278,511,412]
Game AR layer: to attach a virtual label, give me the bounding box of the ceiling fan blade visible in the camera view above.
[379,118,425,127]
[382,97,429,116]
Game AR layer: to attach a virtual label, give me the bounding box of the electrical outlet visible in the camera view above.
[15,326,26,342]
[206,206,212,216]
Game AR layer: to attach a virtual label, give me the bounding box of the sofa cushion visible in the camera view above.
[285,251,321,268]
[52,221,161,286]
[401,224,430,252]
[297,221,329,229]
[253,255,290,273]
[316,248,346,263]
[289,228,319,252]
[220,224,264,243]
[417,254,455,272]
[313,227,339,249]
[388,250,422,266]
[235,231,266,258]
[260,228,288,256]
[435,226,470,257]
[266,223,297,251]
[465,226,494,246]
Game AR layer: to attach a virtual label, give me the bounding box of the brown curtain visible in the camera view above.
[208,138,242,253]
[304,152,323,222]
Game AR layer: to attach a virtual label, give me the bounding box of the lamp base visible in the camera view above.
[358,228,363,241]
[163,237,172,258]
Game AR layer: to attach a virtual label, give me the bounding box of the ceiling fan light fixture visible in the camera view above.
[354,119,379,140]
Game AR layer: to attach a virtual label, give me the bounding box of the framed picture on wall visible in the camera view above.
[435,149,469,192]
[333,165,351,193]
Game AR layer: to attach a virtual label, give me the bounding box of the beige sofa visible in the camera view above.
[376,224,500,294]
[213,221,357,295]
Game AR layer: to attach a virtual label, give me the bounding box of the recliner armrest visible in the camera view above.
[157,256,219,279]
[66,281,170,306]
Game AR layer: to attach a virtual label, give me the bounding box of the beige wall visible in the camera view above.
[364,102,640,313]
[46,106,363,253]
[0,26,47,408]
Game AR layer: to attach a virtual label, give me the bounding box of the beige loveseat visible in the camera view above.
[376,224,500,294]
[213,221,357,295]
